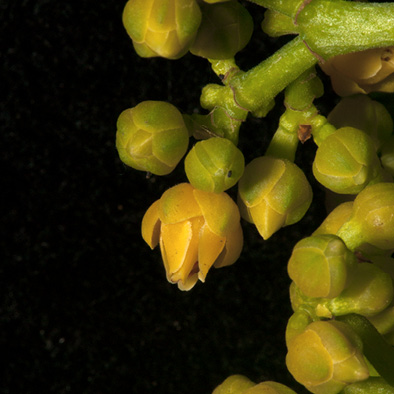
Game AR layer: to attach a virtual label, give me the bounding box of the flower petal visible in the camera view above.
[249,200,285,240]
[193,188,240,237]
[159,183,202,224]
[197,223,226,282]
[214,223,243,268]
[141,200,161,249]
[160,220,193,276]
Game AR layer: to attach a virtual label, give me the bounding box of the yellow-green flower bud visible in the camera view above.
[122,0,202,59]
[243,382,297,394]
[116,101,189,175]
[288,234,357,299]
[380,136,394,177]
[313,201,353,237]
[327,95,393,152]
[141,183,243,290]
[286,320,369,394]
[190,1,253,60]
[312,127,383,194]
[185,137,245,193]
[328,263,393,317]
[319,46,394,96]
[238,156,312,240]
[212,375,255,394]
[285,309,314,348]
[203,0,231,3]
[337,182,394,251]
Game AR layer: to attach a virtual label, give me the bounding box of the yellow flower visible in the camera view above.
[141,183,243,290]
[320,46,394,96]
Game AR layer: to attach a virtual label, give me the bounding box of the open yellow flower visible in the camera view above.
[141,183,243,290]
[320,46,394,96]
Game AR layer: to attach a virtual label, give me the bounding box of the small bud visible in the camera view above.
[288,234,357,299]
[238,156,312,240]
[122,0,202,59]
[285,309,314,348]
[185,137,245,193]
[286,320,369,394]
[380,136,394,177]
[319,46,394,96]
[328,263,393,317]
[190,1,253,59]
[337,182,394,250]
[243,382,297,394]
[312,127,383,194]
[313,201,353,236]
[141,183,243,290]
[327,95,393,152]
[116,101,189,175]
[212,375,255,394]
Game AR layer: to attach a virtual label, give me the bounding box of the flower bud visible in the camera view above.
[185,137,245,193]
[337,182,394,250]
[243,382,297,394]
[122,0,202,59]
[288,234,357,299]
[286,320,369,394]
[116,101,189,175]
[285,309,314,348]
[380,136,394,177]
[313,201,353,236]
[238,156,312,240]
[141,183,243,290]
[212,375,255,394]
[328,263,393,317]
[320,46,394,96]
[312,127,383,194]
[190,1,253,59]
[327,95,393,152]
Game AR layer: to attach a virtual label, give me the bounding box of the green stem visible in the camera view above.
[338,314,394,387]
[229,36,317,115]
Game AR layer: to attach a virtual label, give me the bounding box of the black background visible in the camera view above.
[1,0,377,393]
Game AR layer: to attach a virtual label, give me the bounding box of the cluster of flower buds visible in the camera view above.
[115,0,394,392]
[285,183,394,393]
[122,0,253,60]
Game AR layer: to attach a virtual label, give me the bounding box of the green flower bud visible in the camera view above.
[203,0,231,3]
[342,377,394,394]
[327,95,393,152]
[190,1,253,60]
[337,182,394,251]
[116,101,189,175]
[238,156,312,240]
[122,0,202,59]
[312,127,383,194]
[285,308,315,348]
[288,234,357,299]
[380,135,394,177]
[286,320,369,394]
[328,263,393,317]
[185,137,245,193]
[212,375,255,394]
[243,382,297,394]
[313,201,353,237]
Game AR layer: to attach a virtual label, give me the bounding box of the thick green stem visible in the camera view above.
[338,314,394,387]
[229,36,317,114]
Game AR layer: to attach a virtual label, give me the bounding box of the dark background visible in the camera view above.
[0,1,359,393]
